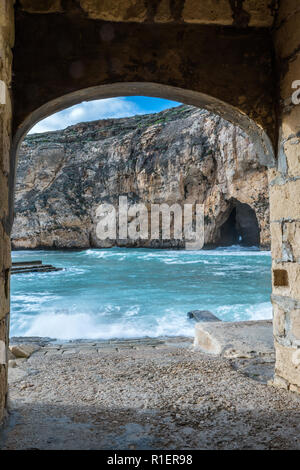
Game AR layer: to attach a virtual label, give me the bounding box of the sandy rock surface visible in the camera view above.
[1,336,300,450]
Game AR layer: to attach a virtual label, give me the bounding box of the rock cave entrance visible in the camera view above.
[219,202,260,247]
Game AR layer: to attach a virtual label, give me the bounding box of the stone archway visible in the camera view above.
[5,84,289,407]
[0,0,300,426]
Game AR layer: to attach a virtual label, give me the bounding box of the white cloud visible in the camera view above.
[29,98,142,134]
[69,107,85,119]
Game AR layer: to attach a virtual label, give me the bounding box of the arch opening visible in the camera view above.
[10,95,271,340]
[9,82,276,232]
[7,94,275,448]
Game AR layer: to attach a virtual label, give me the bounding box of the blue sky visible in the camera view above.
[29,96,182,134]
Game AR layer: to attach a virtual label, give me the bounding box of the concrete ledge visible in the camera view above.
[194,320,274,358]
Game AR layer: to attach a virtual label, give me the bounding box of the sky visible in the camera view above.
[29,96,182,134]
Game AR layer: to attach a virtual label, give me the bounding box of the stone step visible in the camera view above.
[194,319,274,358]
[11,264,63,274]
[12,260,42,267]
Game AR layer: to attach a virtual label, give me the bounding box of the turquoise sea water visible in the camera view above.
[10,247,272,341]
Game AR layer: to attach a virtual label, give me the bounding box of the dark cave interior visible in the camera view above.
[219,202,260,247]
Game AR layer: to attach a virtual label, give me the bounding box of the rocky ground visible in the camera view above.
[1,336,300,450]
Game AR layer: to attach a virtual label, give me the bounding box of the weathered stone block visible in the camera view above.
[279,111,300,182]
[272,301,286,338]
[79,0,147,22]
[270,222,282,260]
[182,0,274,26]
[281,138,300,179]
[9,343,40,358]
[0,171,9,216]
[19,0,62,13]
[194,320,273,358]
[290,309,300,340]
[0,0,15,47]
[278,0,300,24]
[0,101,13,175]
[270,221,300,263]
[0,274,10,321]
[283,221,300,262]
[271,373,289,390]
[268,167,279,184]
[153,0,172,23]
[275,341,300,387]
[280,54,300,104]
[275,10,300,59]
[272,294,300,345]
[0,315,8,422]
[270,179,300,221]
[243,0,275,27]
[182,0,232,25]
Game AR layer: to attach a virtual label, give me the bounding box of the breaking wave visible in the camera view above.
[10,247,272,341]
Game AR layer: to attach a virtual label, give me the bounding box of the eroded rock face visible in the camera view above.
[12,105,270,249]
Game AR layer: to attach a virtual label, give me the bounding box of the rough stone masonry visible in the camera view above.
[269,0,300,393]
[0,0,13,424]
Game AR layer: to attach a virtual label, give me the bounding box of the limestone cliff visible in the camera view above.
[12,105,270,249]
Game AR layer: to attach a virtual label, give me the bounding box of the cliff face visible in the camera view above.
[12,105,270,249]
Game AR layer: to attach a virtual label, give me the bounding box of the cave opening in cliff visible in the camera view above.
[219,202,260,247]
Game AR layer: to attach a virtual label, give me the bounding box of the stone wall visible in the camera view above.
[18,0,276,27]
[270,0,300,392]
[0,0,13,423]
[12,5,277,148]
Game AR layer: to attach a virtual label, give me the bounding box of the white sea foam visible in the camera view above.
[12,302,272,340]
[163,259,203,265]
[10,248,272,340]
[216,302,272,322]
[14,309,195,340]
[243,302,273,321]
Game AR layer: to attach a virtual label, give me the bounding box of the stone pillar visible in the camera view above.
[270,1,300,392]
[0,0,14,423]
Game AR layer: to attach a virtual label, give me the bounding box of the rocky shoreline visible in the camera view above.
[7,318,274,360]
